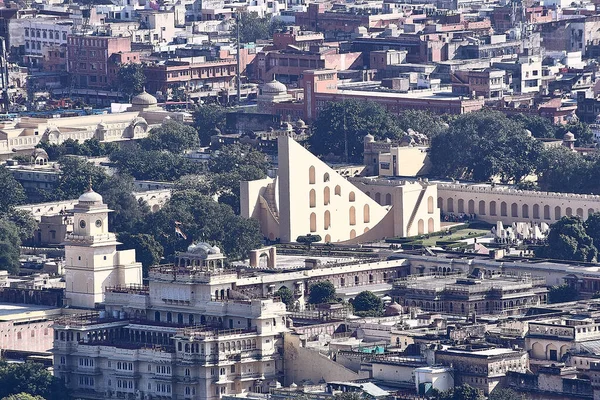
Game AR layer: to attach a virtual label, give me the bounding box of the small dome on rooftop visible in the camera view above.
[262,79,287,94]
[131,89,157,106]
[78,188,103,204]
[384,301,403,316]
[563,131,576,141]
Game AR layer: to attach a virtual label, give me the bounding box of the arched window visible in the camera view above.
[533,204,540,219]
[335,185,341,196]
[457,199,464,213]
[309,166,315,184]
[323,173,330,182]
[478,200,485,215]
[418,219,424,234]
[310,213,317,232]
[490,201,497,216]
[324,234,331,243]
[467,200,475,214]
[375,192,381,204]
[555,206,561,220]
[427,196,434,213]
[511,203,518,217]
[501,202,507,217]
[589,208,595,216]
[577,208,584,218]
[309,189,316,208]
[350,229,356,239]
[385,193,392,205]
[364,204,370,223]
[447,198,454,213]
[324,211,331,229]
[428,218,434,233]
[522,204,529,218]
[324,187,330,205]
[544,205,551,220]
[349,207,356,225]
[566,207,573,217]
[155,311,160,321]
[349,191,355,202]
[354,276,359,285]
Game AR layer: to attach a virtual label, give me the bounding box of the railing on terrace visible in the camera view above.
[80,339,175,353]
[105,284,149,295]
[177,326,258,338]
[149,264,238,277]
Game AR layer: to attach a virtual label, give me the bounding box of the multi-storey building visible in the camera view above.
[67,34,139,89]
[52,243,288,399]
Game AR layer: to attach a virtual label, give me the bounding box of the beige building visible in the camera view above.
[436,182,600,224]
[241,135,441,243]
[63,188,142,309]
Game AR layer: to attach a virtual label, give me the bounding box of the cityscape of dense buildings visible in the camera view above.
[5,0,600,399]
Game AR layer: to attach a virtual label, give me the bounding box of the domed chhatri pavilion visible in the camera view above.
[128,89,159,112]
[257,79,292,115]
[64,186,142,309]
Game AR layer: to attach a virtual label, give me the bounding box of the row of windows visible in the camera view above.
[116,361,133,370]
[25,29,67,40]
[79,357,94,367]
[78,376,94,387]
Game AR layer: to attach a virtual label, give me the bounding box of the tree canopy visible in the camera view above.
[536,216,597,262]
[548,284,578,304]
[2,393,46,400]
[433,384,485,400]
[429,110,543,183]
[116,63,146,100]
[36,138,119,161]
[140,120,199,153]
[488,388,525,400]
[274,286,295,311]
[0,167,26,213]
[0,218,22,273]
[308,281,336,304]
[193,104,228,146]
[351,291,383,316]
[117,233,164,277]
[0,361,69,400]
[310,99,404,162]
[396,109,447,139]
[235,12,287,43]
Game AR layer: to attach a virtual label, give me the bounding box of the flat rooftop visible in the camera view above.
[0,303,62,321]
[337,87,468,101]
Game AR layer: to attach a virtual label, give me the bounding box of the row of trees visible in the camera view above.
[536,214,600,262]
[304,281,384,315]
[0,361,69,400]
[310,101,597,191]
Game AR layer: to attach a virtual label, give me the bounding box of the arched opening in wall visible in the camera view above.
[577,208,584,218]
[364,227,369,233]
[259,253,269,269]
[365,191,371,197]
[418,219,424,234]
[323,173,330,182]
[428,218,434,233]
[555,206,561,220]
[324,234,331,243]
[427,196,434,213]
[531,342,544,359]
[310,213,317,232]
[324,211,331,230]
[522,204,529,219]
[375,192,381,204]
[349,207,356,225]
[447,198,454,213]
[438,197,443,210]
[566,207,573,217]
[369,274,374,283]
[354,276,359,285]
[468,199,475,214]
[324,187,330,205]
[364,204,370,223]
[309,189,316,208]
[349,191,355,202]
[152,204,160,212]
[589,208,595,216]
[335,185,341,196]
[350,229,356,239]
[309,166,315,184]
[155,311,160,321]
[490,201,497,216]
[546,343,558,361]
[511,203,518,218]
[501,202,507,217]
[478,200,485,216]
[544,205,551,220]
[457,199,464,213]
[533,204,540,219]
[385,193,392,205]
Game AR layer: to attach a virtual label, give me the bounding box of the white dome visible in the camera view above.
[563,131,575,141]
[79,189,103,204]
[262,79,287,94]
[131,90,158,106]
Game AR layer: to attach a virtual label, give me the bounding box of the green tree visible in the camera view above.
[116,63,146,100]
[352,291,383,316]
[536,147,593,193]
[396,109,447,138]
[434,384,485,400]
[0,167,26,213]
[2,393,46,400]
[36,138,118,161]
[586,212,600,247]
[97,174,149,234]
[548,284,579,304]
[235,12,286,43]
[429,110,543,183]
[512,113,556,138]
[6,210,38,243]
[37,156,108,201]
[556,121,594,146]
[0,361,69,400]
[109,145,203,181]
[141,120,199,153]
[310,99,404,162]
[536,216,597,262]
[0,219,23,273]
[296,234,321,249]
[145,190,262,260]
[308,281,336,304]
[193,104,227,146]
[274,286,295,310]
[488,388,525,400]
[117,233,164,277]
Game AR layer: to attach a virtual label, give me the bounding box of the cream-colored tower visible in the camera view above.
[64,188,142,309]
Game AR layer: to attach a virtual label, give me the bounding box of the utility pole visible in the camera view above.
[236,11,241,104]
